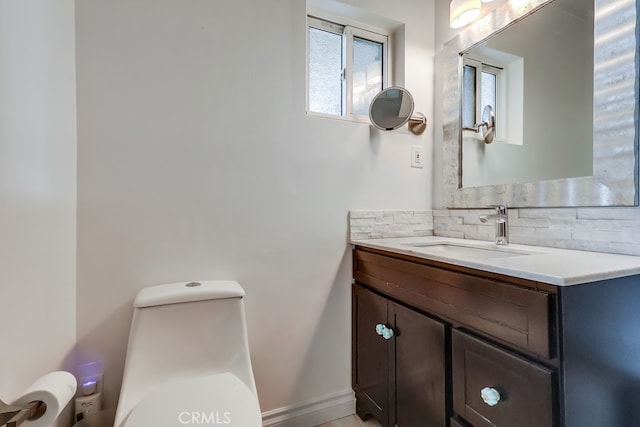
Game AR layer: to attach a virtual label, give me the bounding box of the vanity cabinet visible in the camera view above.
[352,246,557,426]
[352,245,640,427]
[353,243,640,427]
[352,284,446,426]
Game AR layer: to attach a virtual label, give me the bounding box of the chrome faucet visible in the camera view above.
[479,205,509,245]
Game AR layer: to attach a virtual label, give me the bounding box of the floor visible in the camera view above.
[315,415,382,427]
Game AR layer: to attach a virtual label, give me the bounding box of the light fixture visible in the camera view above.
[450,0,481,29]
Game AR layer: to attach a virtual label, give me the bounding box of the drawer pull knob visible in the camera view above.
[480,387,501,406]
[382,327,394,340]
[375,324,385,335]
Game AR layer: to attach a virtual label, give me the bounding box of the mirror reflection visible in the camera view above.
[463,105,495,144]
[461,0,593,188]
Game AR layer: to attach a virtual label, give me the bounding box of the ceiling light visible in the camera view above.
[450,0,482,29]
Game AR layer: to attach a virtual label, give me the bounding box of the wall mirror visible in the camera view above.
[442,0,639,208]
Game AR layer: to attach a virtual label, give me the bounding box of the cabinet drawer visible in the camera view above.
[354,249,553,358]
[452,329,555,427]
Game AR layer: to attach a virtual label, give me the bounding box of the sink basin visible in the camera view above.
[403,242,541,259]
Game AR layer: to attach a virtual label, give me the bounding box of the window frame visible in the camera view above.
[462,57,506,142]
[306,15,390,123]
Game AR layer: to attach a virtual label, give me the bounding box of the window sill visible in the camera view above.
[306,111,371,125]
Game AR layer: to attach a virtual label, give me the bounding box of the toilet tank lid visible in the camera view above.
[134,280,245,308]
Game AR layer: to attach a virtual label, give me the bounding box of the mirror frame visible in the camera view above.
[443,0,639,208]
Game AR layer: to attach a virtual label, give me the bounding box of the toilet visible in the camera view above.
[114,280,261,427]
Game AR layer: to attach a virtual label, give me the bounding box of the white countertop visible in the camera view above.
[350,236,640,286]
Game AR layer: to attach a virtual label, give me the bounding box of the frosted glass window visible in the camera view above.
[352,37,383,115]
[308,27,343,115]
[462,59,503,137]
[307,16,389,120]
[462,65,476,128]
[481,71,496,114]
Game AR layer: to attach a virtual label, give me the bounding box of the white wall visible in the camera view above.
[0,0,77,423]
[75,0,434,423]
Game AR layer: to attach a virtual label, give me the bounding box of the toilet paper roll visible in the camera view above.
[12,371,77,427]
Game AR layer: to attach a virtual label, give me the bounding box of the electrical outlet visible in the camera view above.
[411,145,424,168]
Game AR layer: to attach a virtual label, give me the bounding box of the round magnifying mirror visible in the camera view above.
[369,87,415,131]
[480,105,495,144]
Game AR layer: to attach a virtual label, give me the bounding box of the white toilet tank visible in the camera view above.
[114,280,259,427]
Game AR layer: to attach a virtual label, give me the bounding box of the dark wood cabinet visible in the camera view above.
[352,284,389,423]
[352,245,640,427]
[452,329,554,427]
[352,284,446,427]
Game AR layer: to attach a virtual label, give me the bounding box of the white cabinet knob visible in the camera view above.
[374,324,395,339]
[382,327,394,340]
[480,387,501,406]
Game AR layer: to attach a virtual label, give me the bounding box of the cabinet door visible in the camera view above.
[353,285,390,426]
[392,302,446,427]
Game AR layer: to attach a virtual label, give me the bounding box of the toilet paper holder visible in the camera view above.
[0,400,46,427]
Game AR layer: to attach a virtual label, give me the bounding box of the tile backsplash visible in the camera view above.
[350,208,640,257]
[435,207,640,256]
[348,210,434,240]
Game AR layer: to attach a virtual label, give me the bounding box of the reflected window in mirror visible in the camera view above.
[307,16,389,120]
[442,0,638,208]
[462,55,524,148]
[459,0,592,188]
[462,60,505,141]
[461,64,477,129]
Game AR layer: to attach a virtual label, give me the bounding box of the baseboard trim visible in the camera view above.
[262,390,355,427]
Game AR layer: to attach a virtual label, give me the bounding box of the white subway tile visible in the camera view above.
[349,210,383,219]
[508,217,551,228]
[464,230,494,241]
[509,226,537,237]
[517,208,577,219]
[447,224,478,234]
[535,227,572,240]
[350,218,377,227]
[434,230,465,239]
[571,228,626,242]
[434,216,464,225]
[383,210,414,217]
[577,207,640,220]
[351,208,640,256]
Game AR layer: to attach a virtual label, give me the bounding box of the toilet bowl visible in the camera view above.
[114,280,261,427]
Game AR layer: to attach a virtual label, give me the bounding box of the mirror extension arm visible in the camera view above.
[463,105,495,144]
[408,113,427,135]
